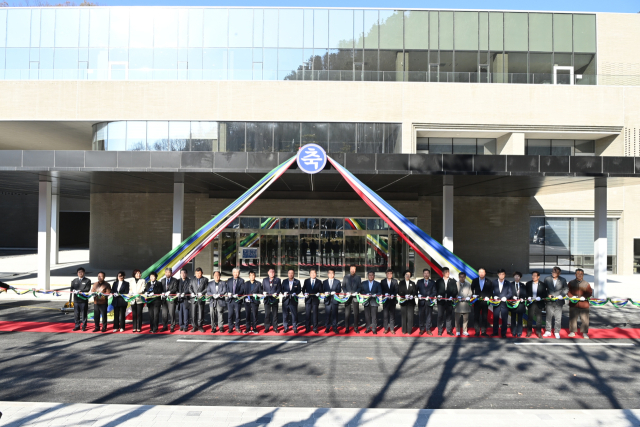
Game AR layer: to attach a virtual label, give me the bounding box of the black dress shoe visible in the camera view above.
[354,328,360,334]
[170,326,175,333]
[82,326,87,331]
[373,330,377,335]
[264,328,271,333]
[427,330,433,336]
[228,329,234,333]
[314,329,319,334]
[93,327,100,333]
[384,329,388,334]
[481,332,489,337]
[475,331,480,337]
[274,329,280,334]
[101,327,107,333]
[73,326,80,331]
[333,328,339,334]
[293,328,298,334]
[253,328,259,334]
[438,332,443,336]
[162,327,168,332]
[420,329,425,335]
[325,328,331,334]
[305,328,310,333]
[345,328,350,334]
[191,328,198,333]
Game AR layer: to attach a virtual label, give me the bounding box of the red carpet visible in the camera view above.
[1,321,639,339]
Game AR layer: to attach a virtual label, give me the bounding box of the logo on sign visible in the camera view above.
[297,143,327,174]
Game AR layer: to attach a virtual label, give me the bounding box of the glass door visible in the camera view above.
[282,234,299,277]
[344,233,366,275]
[479,64,489,83]
[220,231,238,277]
[320,231,343,276]
[428,63,439,82]
[300,233,320,279]
[238,232,260,275]
[366,233,389,279]
[259,232,278,277]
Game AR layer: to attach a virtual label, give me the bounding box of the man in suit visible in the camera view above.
[416,268,437,335]
[359,271,381,334]
[161,268,179,332]
[510,271,527,337]
[177,268,192,332]
[262,267,281,333]
[111,271,129,332]
[226,268,244,333]
[343,265,362,333]
[323,268,342,333]
[542,266,568,339]
[144,272,163,334]
[470,267,492,336]
[398,270,416,334]
[303,268,322,333]
[245,270,262,334]
[70,267,92,331]
[282,269,301,333]
[206,271,226,333]
[436,267,458,336]
[380,268,398,334]
[189,267,208,332]
[525,271,544,338]
[492,268,514,338]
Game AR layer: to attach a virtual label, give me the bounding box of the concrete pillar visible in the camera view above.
[594,177,607,298]
[172,175,185,249]
[50,194,59,265]
[443,176,454,253]
[38,178,52,290]
[496,132,525,155]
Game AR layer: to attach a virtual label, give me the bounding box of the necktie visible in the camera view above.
[233,280,236,294]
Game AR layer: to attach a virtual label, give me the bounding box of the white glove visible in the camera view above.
[292,293,297,297]
[227,292,232,297]
[233,294,238,298]
[181,293,185,298]
[458,296,462,299]
[536,297,541,301]
[305,293,309,297]
[385,293,389,296]
[197,293,202,297]
[331,292,335,295]
[579,297,585,301]
[484,297,489,301]
[437,295,442,298]
[501,297,506,302]
[472,295,478,298]
[346,293,351,297]
[325,292,329,296]
[285,292,289,296]
[214,293,219,298]
[113,292,119,297]
[390,295,395,299]
[528,297,532,301]
[465,297,470,301]
[72,290,78,294]
[263,292,267,296]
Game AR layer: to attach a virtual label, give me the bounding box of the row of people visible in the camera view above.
[70,265,592,338]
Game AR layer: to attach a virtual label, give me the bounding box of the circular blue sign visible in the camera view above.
[297,143,327,174]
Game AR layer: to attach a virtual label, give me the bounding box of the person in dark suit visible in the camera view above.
[282,269,301,333]
[470,267,492,336]
[145,272,163,334]
[525,271,544,338]
[492,268,514,338]
[323,268,342,333]
[111,271,129,332]
[190,267,209,332]
[303,268,322,333]
[436,267,458,336]
[510,272,527,337]
[244,270,262,334]
[226,268,244,333]
[206,271,226,333]
[380,269,398,334]
[542,266,568,339]
[70,267,92,331]
[398,270,417,335]
[416,268,437,335]
[343,265,362,333]
[359,271,381,334]
[176,268,192,332]
[262,268,281,333]
[160,268,179,332]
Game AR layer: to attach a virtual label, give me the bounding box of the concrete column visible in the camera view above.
[172,175,185,249]
[50,194,59,265]
[38,179,52,290]
[496,132,525,155]
[594,177,607,298]
[443,176,454,252]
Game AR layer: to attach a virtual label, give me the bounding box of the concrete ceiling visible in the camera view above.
[0,121,95,150]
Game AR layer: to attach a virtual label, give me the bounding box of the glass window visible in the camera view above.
[129,8,153,48]
[454,51,477,74]
[5,48,29,70]
[489,12,503,51]
[356,123,382,153]
[126,121,147,151]
[228,8,253,48]
[504,13,528,52]
[168,121,190,151]
[89,48,108,72]
[505,52,527,82]
[0,10,7,48]
[479,12,489,51]
[225,122,246,152]
[147,121,169,151]
[329,123,356,153]
[379,49,401,75]
[53,9,79,48]
[203,48,227,80]
[553,14,572,52]
[263,9,278,48]
[53,48,78,76]
[321,218,344,230]
[416,137,429,152]
[439,11,453,50]
[107,121,126,151]
[203,9,228,48]
[153,48,177,79]
[440,51,453,73]
[574,53,596,82]
[40,9,55,48]
[279,9,303,48]
[228,48,252,80]
[344,218,366,230]
[384,124,401,153]
[526,139,550,155]
[93,122,107,150]
[109,8,129,48]
[328,48,353,71]
[246,122,272,152]
[329,9,353,49]
[379,10,403,50]
[354,9,364,49]
[274,122,300,152]
[280,218,299,229]
[89,9,109,48]
[129,48,153,76]
[7,9,31,48]
[477,138,497,155]
[302,123,329,150]
[429,138,452,154]
[551,140,574,156]
[300,218,320,230]
[191,121,218,151]
[529,13,552,52]
[278,48,303,78]
[530,53,553,84]
[405,50,428,77]
[367,219,388,230]
[554,52,572,66]
[314,9,329,49]
[453,138,477,154]
[252,9,264,48]
[573,14,596,53]
[263,48,278,79]
[260,217,279,230]
[575,140,595,155]
[188,9,204,48]
[454,11,478,51]
[303,9,313,49]
[240,217,260,229]
[404,11,428,50]
[428,11,438,50]
[154,9,178,49]
[363,10,378,50]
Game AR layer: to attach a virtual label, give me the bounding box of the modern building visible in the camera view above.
[1,6,639,295]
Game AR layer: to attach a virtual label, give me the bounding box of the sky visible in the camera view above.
[98,0,639,13]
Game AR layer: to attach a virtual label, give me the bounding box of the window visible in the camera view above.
[526,139,596,156]
[416,138,497,155]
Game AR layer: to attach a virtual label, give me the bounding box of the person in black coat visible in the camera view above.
[416,268,437,335]
[342,265,362,333]
[244,271,262,334]
[190,267,209,332]
[176,268,192,332]
[323,268,342,333]
[380,269,398,334]
[282,269,302,333]
[525,271,545,338]
[359,271,381,334]
[70,267,92,331]
[262,268,281,333]
[206,271,226,333]
[398,270,417,335]
[492,268,514,338]
[303,268,323,333]
[510,272,527,337]
[145,272,164,333]
[226,268,244,333]
[111,271,130,332]
[435,267,458,336]
[470,267,492,336]
[160,268,179,332]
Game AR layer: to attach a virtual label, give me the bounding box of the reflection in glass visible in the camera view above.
[225,122,246,152]
[530,53,553,84]
[321,218,344,230]
[280,218,299,229]
[278,9,304,48]
[477,138,497,155]
[453,138,477,154]
[260,217,279,230]
[575,140,595,155]
[367,234,389,274]
[228,9,253,48]
[302,123,328,150]
[330,123,356,153]
[345,235,366,275]
[246,122,272,152]
[191,121,217,151]
[300,218,320,230]
[274,122,300,152]
[259,234,278,276]
[107,121,126,151]
[168,121,190,151]
[238,232,258,275]
[147,121,169,151]
[329,9,353,49]
[551,139,573,156]
[526,139,551,155]
[367,219,388,230]
[240,217,260,229]
[7,9,31,48]
[126,121,147,151]
[299,234,320,278]
[320,231,343,275]
[344,218,366,230]
[357,123,383,153]
[228,48,252,80]
[220,231,237,276]
[429,138,453,154]
[282,235,299,276]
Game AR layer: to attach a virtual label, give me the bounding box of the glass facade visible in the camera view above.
[0,8,597,84]
[212,215,416,279]
[525,139,596,156]
[529,216,617,274]
[92,121,401,153]
[416,137,497,154]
